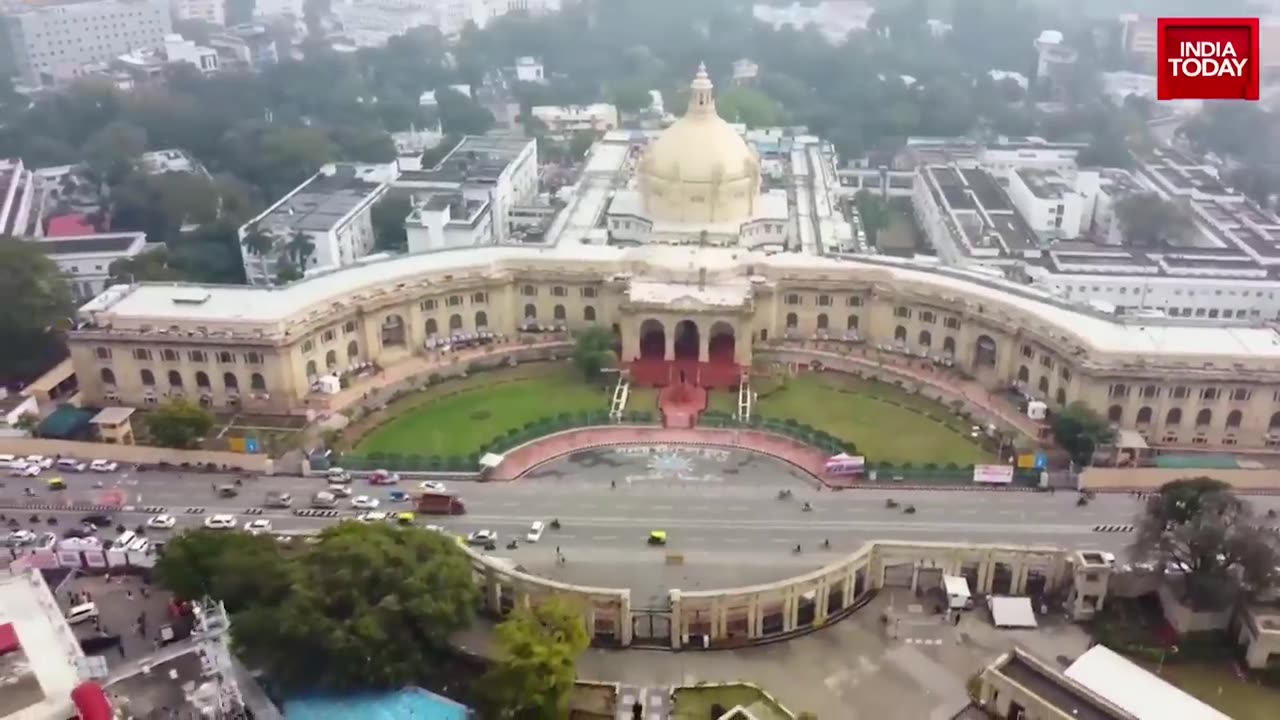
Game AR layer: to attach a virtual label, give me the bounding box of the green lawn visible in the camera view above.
[749,373,990,465]
[354,371,609,456]
[671,684,792,720]
[1136,661,1280,720]
[627,386,659,413]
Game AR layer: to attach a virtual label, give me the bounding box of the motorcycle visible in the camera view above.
[902,505,917,515]
[777,489,792,500]
[885,498,899,509]
[823,538,831,549]
[792,544,802,554]
[1076,496,1089,507]
[801,502,813,512]
[550,518,561,530]
[506,539,519,550]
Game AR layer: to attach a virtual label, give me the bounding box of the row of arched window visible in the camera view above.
[522,305,595,322]
[1106,405,1280,431]
[785,313,861,331]
[101,368,266,393]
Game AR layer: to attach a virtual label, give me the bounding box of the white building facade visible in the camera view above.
[36,232,152,301]
[1007,168,1084,239]
[238,163,392,285]
[530,104,619,135]
[0,0,172,85]
[170,0,225,26]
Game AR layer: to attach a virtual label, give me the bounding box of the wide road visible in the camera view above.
[5,447,1279,605]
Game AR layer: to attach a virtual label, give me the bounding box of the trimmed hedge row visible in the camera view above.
[697,410,854,456]
[341,409,658,472]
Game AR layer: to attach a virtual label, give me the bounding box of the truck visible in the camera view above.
[263,491,292,508]
[310,491,338,509]
[415,492,466,515]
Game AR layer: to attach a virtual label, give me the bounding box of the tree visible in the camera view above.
[568,130,595,161]
[1131,478,1280,608]
[572,326,615,381]
[285,231,316,268]
[715,86,783,127]
[242,222,276,257]
[610,79,653,121]
[478,598,590,719]
[853,190,889,247]
[1114,193,1193,248]
[144,399,214,449]
[436,88,495,136]
[81,121,147,186]
[0,238,73,385]
[231,523,479,690]
[1048,402,1113,467]
[108,247,184,283]
[154,529,294,608]
[372,195,411,252]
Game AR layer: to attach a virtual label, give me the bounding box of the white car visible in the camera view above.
[203,515,237,530]
[351,495,380,510]
[526,521,545,543]
[5,530,36,546]
[56,459,87,472]
[467,529,496,545]
[358,511,389,523]
[146,515,177,529]
[24,455,54,469]
[424,524,446,534]
[89,459,118,473]
[328,484,353,498]
[245,519,272,534]
[11,462,41,477]
[419,480,447,492]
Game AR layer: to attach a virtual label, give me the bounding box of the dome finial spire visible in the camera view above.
[688,62,715,116]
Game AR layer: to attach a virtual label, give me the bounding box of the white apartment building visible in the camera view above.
[530,104,618,135]
[238,163,393,285]
[0,0,172,85]
[394,135,537,247]
[404,192,493,252]
[162,33,218,72]
[170,0,225,26]
[37,231,152,301]
[0,158,36,238]
[333,0,438,48]
[514,55,544,83]
[253,0,304,18]
[1007,167,1083,239]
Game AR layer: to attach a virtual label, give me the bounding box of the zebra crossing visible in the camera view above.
[1093,524,1135,533]
[905,637,943,646]
[293,509,342,518]
[139,506,167,514]
[2,502,124,512]
[184,507,207,515]
[244,508,265,515]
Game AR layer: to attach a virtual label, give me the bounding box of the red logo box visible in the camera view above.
[1157,17,1260,100]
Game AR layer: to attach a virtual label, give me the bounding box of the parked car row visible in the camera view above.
[0,454,118,476]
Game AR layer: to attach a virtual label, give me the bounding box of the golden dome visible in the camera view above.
[638,64,761,224]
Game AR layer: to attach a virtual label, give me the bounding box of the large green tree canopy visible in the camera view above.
[0,238,73,384]
[155,522,481,691]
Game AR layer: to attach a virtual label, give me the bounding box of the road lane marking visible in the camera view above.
[591,535,618,541]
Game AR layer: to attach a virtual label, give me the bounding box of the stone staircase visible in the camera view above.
[658,382,707,428]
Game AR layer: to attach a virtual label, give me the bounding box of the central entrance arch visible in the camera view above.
[708,321,735,364]
[639,319,666,359]
[673,320,700,361]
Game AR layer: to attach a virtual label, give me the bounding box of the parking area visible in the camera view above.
[56,573,180,667]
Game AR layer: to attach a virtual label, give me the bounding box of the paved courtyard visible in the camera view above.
[578,592,1093,719]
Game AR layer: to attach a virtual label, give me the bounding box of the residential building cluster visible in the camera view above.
[331,0,566,48]
[906,136,1280,322]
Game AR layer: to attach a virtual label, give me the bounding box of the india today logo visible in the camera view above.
[1158,17,1260,100]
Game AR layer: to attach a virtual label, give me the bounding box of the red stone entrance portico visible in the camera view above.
[623,311,748,427]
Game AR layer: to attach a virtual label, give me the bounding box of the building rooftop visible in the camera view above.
[921,164,1040,257]
[411,135,532,185]
[993,650,1129,720]
[46,214,98,237]
[258,168,386,235]
[0,567,85,720]
[77,243,1280,361]
[1017,168,1075,200]
[35,233,146,255]
[1063,645,1230,720]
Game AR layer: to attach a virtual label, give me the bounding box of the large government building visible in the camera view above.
[66,67,1280,450]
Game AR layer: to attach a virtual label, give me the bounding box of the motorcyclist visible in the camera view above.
[802,501,812,512]
[551,518,561,529]
[823,538,830,548]
[793,544,802,553]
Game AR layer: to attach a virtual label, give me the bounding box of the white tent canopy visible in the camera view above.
[989,596,1038,628]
